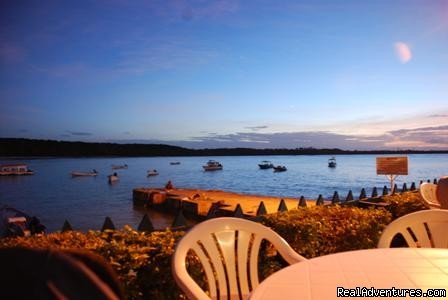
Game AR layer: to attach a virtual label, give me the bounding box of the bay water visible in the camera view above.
[0,154,446,232]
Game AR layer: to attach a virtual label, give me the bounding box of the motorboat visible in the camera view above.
[147,169,159,176]
[258,160,274,169]
[0,205,46,238]
[108,173,119,183]
[0,164,34,176]
[71,169,98,177]
[111,164,128,170]
[170,162,181,165]
[328,157,337,168]
[203,160,223,171]
[273,165,287,172]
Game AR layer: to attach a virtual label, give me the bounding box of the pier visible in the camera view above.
[133,180,431,220]
[133,188,316,219]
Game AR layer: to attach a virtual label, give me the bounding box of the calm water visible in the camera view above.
[1,154,447,232]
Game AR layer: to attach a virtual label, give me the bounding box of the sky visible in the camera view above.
[0,0,447,150]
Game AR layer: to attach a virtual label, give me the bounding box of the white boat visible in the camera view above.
[0,205,46,238]
[111,164,128,170]
[258,160,274,169]
[71,169,98,177]
[273,165,287,172]
[203,160,223,171]
[147,169,159,176]
[328,157,337,168]
[0,164,34,176]
[108,173,119,183]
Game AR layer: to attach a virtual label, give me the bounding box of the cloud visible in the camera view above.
[245,125,268,131]
[177,131,384,149]
[384,125,448,148]
[67,131,93,136]
[428,114,448,118]
[107,124,448,150]
[182,124,448,150]
[394,42,412,63]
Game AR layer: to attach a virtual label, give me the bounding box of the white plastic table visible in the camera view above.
[249,248,448,299]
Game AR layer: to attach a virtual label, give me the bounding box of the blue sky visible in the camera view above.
[1,0,447,150]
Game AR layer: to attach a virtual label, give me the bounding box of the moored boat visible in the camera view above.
[258,160,274,169]
[273,165,287,172]
[71,169,98,177]
[170,162,181,165]
[147,169,159,176]
[108,173,119,183]
[0,164,34,176]
[111,164,128,170]
[328,157,337,168]
[0,205,46,238]
[203,160,223,171]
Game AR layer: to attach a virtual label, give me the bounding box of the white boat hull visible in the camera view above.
[0,171,34,176]
[71,172,97,177]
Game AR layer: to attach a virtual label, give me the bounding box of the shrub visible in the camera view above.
[261,205,392,258]
[0,204,402,298]
[0,226,187,299]
[381,191,428,219]
[258,205,392,279]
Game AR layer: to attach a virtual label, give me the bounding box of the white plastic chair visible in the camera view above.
[420,183,441,209]
[378,210,448,248]
[171,217,306,300]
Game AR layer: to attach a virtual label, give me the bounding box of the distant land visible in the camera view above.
[1,138,447,157]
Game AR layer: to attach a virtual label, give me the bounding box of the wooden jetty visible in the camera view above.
[133,188,316,219]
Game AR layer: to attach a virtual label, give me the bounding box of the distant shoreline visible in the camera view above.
[1,138,447,157]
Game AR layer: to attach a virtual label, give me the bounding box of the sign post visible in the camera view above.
[376,156,408,193]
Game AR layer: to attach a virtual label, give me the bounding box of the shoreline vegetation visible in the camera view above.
[0,191,426,299]
[1,138,448,157]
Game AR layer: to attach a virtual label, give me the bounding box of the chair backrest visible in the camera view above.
[171,217,306,300]
[436,176,448,209]
[420,183,441,209]
[378,210,448,248]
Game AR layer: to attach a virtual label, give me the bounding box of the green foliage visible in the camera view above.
[382,191,428,219]
[261,205,392,258]
[0,226,186,299]
[259,205,392,279]
[0,196,425,298]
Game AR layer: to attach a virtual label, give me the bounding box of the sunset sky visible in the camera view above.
[1,0,447,150]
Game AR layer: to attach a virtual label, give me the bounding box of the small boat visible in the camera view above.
[108,173,119,183]
[0,164,34,176]
[71,169,98,177]
[328,157,337,168]
[170,162,181,165]
[0,205,46,238]
[147,169,159,176]
[273,165,287,172]
[111,164,128,170]
[258,160,274,169]
[203,160,223,171]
